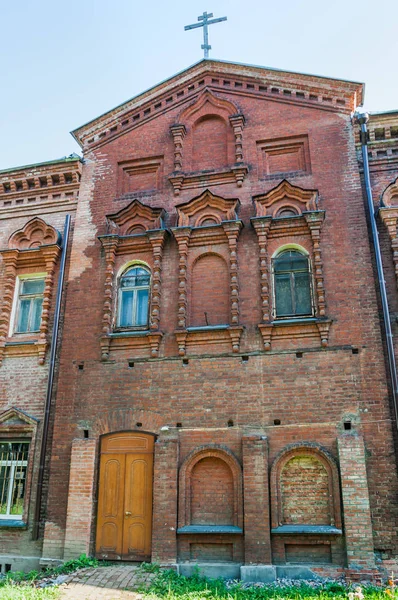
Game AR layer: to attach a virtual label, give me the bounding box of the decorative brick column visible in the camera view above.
[151,429,179,564]
[337,433,375,568]
[63,438,97,560]
[242,431,272,564]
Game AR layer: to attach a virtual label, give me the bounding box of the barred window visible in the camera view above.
[15,278,45,333]
[0,441,29,519]
[273,250,313,318]
[117,266,150,328]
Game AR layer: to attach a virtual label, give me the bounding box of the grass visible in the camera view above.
[1,560,397,600]
[141,566,396,600]
[0,585,60,599]
[0,554,99,599]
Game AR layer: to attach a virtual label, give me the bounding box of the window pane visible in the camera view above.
[136,289,149,326]
[21,279,45,295]
[275,274,293,316]
[274,252,308,273]
[31,297,43,331]
[119,290,134,327]
[121,268,150,289]
[10,465,26,515]
[294,272,312,315]
[0,465,10,515]
[16,299,31,332]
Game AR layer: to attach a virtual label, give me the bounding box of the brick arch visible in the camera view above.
[270,442,342,529]
[8,217,60,250]
[90,408,164,437]
[190,252,229,327]
[178,445,243,529]
[381,176,398,207]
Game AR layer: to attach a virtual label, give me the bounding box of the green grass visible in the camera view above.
[142,567,394,600]
[0,554,99,599]
[0,584,60,599]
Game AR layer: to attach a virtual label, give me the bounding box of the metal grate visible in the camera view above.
[0,442,29,519]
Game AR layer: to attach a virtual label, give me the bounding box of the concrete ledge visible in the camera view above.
[0,555,41,573]
[177,525,243,534]
[178,563,242,579]
[276,566,321,580]
[241,565,276,582]
[272,525,342,535]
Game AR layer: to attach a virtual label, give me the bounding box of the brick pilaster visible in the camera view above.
[63,438,96,560]
[338,433,375,568]
[151,429,179,564]
[242,431,271,564]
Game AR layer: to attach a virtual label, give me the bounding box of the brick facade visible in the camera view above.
[1,59,398,578]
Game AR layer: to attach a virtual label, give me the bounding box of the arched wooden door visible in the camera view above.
[96,432,154,561]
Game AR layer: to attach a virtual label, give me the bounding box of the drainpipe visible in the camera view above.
[356,113,398,428]
[32,214,71,541]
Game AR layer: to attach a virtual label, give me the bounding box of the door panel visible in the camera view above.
[96,454,125,558]
[96,433,154,561]
[122,453,153,560]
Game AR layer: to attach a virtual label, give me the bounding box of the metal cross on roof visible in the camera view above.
[184,11,227,59]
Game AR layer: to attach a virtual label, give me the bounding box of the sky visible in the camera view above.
[1,0,397,170]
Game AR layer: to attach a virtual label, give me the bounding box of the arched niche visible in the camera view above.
[270,443,342,529]
[190,253,229,327]
[178,446,243,529]
[169,91,247,193]
[192,115,228,172]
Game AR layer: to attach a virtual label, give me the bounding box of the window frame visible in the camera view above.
[9,273,46,336]
[271,247,315,320]
[0,440,30,521]
[116,265,151,330]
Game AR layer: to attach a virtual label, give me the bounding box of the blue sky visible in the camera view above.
[1,0,396,170]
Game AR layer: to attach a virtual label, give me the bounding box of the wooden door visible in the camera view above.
[96,432,154,560]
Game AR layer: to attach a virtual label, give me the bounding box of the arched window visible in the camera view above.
[117,266,150,328]
[273,249,313,318]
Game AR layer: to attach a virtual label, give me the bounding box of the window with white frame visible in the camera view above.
[0,441,29,519]
[14,277,45,333]
[272,249,313,318]
[117,266,150,328]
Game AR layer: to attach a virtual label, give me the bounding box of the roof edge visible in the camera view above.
[0,153,82,176]
[71,58,365,146]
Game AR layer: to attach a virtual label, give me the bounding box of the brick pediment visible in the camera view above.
[8,217,60,250]
[253,180,318,218]
[177,90,239,125]
[176,190,239,227]
[106,199,165,235]
[72,60,363,150]
[0,407,39,428]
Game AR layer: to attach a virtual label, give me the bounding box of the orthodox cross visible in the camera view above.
[184,11,227,59]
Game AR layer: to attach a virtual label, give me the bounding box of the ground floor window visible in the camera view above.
[0,441,29,519]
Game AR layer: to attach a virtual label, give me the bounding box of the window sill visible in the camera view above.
[2,338,47,365]
[100,330,163,360]
[175,325,243,356]
[168,165,248,195]
[271,525,342,535]
[0,519,28,528]
[177,525,243,535]
[258,318,332,351]
[110,330,150,338]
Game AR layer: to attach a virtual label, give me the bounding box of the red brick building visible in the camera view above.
[1,59,398,580]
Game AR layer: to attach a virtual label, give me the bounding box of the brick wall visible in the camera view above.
[40,64,398,571]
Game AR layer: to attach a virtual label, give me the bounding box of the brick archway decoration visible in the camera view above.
[90,408,164,437]
[270,442,342,529]
[178,444,243,529]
